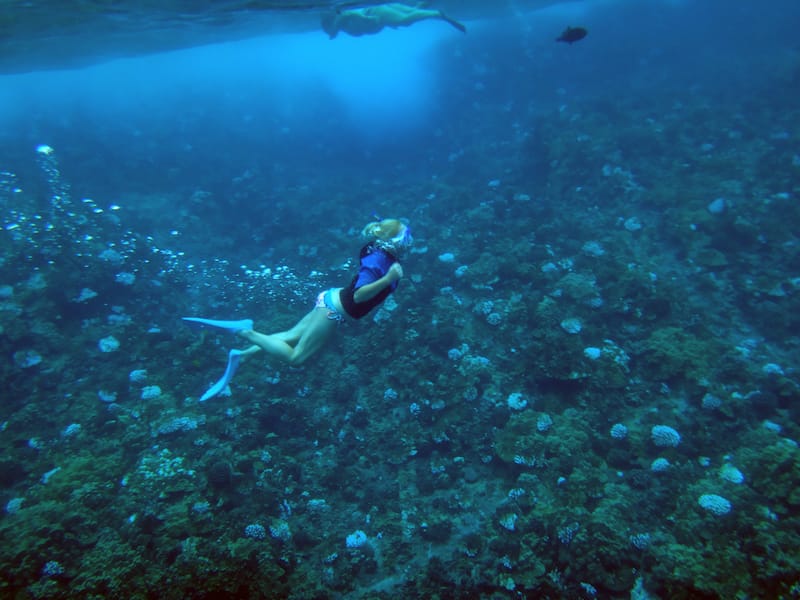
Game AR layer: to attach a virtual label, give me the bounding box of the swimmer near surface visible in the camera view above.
[321,3,466,39]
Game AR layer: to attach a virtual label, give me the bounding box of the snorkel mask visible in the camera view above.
[373,223,412,257]
[390,224,413,249]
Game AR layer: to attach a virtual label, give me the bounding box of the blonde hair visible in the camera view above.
[361,218,404,241]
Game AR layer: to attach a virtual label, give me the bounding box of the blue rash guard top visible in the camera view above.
[339,243,398,319]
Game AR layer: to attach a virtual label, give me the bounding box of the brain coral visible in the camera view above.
[698,493,732,516]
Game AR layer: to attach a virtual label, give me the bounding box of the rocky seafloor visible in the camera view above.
[1,56,800,600]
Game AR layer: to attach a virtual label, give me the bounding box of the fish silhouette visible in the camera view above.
[556,26,587,44]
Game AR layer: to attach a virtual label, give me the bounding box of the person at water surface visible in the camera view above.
[184,219,412,401]
[321,3,466,39]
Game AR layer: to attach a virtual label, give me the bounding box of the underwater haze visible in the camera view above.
[1,0,800,597]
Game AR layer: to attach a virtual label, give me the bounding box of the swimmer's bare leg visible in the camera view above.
[238,308,336,366]
[288,311,338,366]
[237,344,262,358]
[238,330,294,363]
[438,11,466,33]
[379,5,466,33]
[273,311,316,344]
[381,5,440,25]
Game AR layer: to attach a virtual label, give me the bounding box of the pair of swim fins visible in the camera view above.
[182,317,252,401]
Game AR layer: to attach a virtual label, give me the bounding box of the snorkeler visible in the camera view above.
[183,218,411,401]
[321,3,466,39]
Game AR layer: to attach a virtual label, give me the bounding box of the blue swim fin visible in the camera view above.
[199,349,242,402]
[183,317,253,332]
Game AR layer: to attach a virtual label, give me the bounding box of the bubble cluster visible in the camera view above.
[1,146,343,328]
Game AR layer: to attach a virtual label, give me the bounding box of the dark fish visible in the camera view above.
[556,26,587,44]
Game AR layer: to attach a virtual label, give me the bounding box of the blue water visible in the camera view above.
[1,0,799,597]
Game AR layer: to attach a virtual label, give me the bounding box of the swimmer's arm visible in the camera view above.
[353,263,403,303]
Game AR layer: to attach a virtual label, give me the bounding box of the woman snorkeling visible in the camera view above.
[183,218,412,401]
[321,3,466,39]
